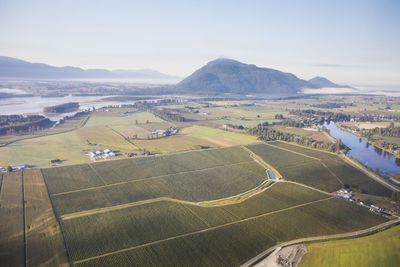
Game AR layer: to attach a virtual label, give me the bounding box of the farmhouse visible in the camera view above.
[11,165,28,171]
[86,149,116,160]
[152,130,166,135]
[335,189,352,200]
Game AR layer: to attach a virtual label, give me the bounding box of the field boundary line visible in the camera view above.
[275,140,339,156]
[39,169,73,267]
[73,197,333,264]
[264,142,321,161]
[280,181,331,196]
[241,218,400,267]
[87,164,107,186]
[340,153,399,192]
[0,174,4,201]
[52,160,255,196]
[61,179,274,220]
[106,125,140,150]
[0,115,90,148]
[180,203,211,228]
[21,171,27,267]
[319,161,344,186]
[241,145,282,178]
[261,142,344,188]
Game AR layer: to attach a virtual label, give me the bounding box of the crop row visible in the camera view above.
[246,143,342,192]
[42,146,253,194]
[74,197,386,266]
[269,141,392,197]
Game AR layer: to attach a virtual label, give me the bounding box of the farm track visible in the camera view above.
[21,171,27,267]
[39,169,73,267]
[274,140,398,192]
[241,218,400,267]
[241,146,282,178]
[105,125,140,149]
[73,197,333,264]
[61,180,274,220]
[52,160,255,196]
[264,142,345,188]
[341,153,400,192]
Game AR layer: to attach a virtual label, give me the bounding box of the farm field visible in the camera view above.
[269,141,393,197]
[132,135,216,154]
[24,169,68,266]
[246,143,343,192]
[38,143,389,266]
[0,170,69,267]
[182,125,260,146]
[0,112,89,146]
[0,172,24,267]
[42,146,255,193]
[300,225,400,267]
[68,197,386,266]
[43,147,267,215]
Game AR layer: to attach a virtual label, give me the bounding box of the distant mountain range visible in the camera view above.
[175,58,353,95]
[0,56,178,80]
[0,56,353,96]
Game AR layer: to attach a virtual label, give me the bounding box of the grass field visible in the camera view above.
[269,141,393,197]
[182,125,260,147]
[300,225,400,267]
[24,169,68,266]
[246,143,343,192]
[0,171,24,267]
[0,112,89,146]
[132,135,216,154]
[76,125,138,150]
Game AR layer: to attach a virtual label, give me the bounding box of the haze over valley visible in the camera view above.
[0,1,399,267]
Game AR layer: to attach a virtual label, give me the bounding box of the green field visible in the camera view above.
[42,146,255,193]
[182,125,260,146]
[0,170,68,267]
[43,147,268,215]
[246,143,343,192]
[71,197,386,266]
[24,169,68,266]
[0,172,24,267]
[39,145,389,266]
[269,141,393,197]
[300,225,400,267]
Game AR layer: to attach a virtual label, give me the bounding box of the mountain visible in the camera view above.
[307,76,352,89]
[175,58,352,95]
[0,56,177,80]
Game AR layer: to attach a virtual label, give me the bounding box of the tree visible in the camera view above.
[7,166,13,172]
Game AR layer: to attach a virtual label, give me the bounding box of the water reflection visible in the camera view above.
[321,121,400,175]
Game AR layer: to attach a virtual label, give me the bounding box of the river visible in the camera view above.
[321,121,400,177]
[0,95,136,122]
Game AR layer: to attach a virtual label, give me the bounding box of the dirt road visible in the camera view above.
[240,218,400,267]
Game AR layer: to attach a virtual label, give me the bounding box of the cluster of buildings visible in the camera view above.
[151,128,179,136]
[0,165,29,172]
[335,189,352,200]
[85,149,116,161]
[335,188,391,217]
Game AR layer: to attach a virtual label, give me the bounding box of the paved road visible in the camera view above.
[241,218,400,267]
[340,153,400,192]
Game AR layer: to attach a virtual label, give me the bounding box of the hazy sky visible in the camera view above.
[0,0,399,89]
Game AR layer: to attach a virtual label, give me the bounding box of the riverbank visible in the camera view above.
[336,122,400,159]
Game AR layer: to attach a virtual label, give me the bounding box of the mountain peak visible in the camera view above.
[308,76,352,89]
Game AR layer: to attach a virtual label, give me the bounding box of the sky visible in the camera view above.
[0,0,399,90]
